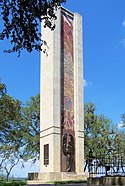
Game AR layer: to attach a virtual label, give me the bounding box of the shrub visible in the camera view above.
[0,180,26,186]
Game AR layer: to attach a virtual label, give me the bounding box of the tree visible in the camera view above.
[84,103,125,174]
[0,82,6,95]
[21,94,40,162]
[0,145,24,181]
[0,82,40,179]
[0,81,40,179]
[0,0,66,55]
[84,103,114,172]
[0,82,24,180]
[120,114,125,127]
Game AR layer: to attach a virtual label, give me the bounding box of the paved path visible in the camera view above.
[27,184,87,186]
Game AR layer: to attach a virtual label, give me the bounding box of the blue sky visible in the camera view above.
[0,0,125,177]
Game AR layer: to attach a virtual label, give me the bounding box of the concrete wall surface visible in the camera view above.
[88,176,125,185]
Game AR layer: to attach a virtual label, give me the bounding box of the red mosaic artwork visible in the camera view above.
[61,9,75,172]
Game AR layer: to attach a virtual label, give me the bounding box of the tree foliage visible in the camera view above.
[21,94,40,162]
[1,80,125,176]
[0,0,66,55]
[121,114,125,127]
[0,82,24,180]
[0,82,40,179]
[84,103,125,172]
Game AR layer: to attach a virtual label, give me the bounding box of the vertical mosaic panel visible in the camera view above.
[61,9,75,172]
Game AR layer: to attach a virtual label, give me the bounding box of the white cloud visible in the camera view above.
[117,121,124,128]
[84,79,92,87]
[120,38,125,47]
[122,20,125,27]
[84,79,88,87]
[118,20,125,48]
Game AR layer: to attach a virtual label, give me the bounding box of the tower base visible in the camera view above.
[27,172,88,184]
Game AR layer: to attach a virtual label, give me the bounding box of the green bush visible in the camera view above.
[0,180,26,186]
[53,180,87,185]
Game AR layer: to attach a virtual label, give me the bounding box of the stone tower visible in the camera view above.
[39,7,86,182]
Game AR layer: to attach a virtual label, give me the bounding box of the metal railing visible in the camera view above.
[88,150,125,178]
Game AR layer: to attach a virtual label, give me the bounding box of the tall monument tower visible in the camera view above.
[39,7,86,182]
